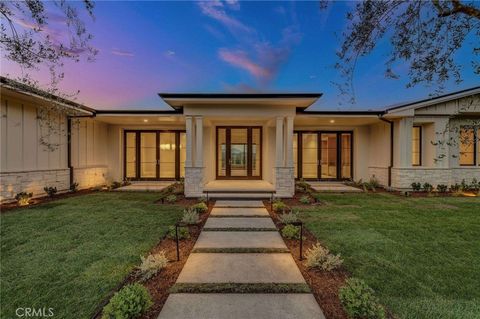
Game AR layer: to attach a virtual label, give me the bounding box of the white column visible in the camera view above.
[195,116,203,167]
[395,117,413,167]
[285,116,294,167]
[185,116,193,167]
[276,116,284,167]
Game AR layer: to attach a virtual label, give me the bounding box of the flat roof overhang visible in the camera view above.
[159,93,322,111]
[94,110,184,125]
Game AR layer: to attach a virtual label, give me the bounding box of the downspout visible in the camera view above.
[67,117,73,187]
[379,116,394,187]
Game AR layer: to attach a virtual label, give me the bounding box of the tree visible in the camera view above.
[324,0,480,103]
[0,0,97,150]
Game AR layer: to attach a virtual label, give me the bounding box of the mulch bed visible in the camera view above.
[264,200,349,319]
[92,201,213,319]
[0,188,98,213]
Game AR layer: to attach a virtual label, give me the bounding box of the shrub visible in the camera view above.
[122,179,132,186]
[304,242,343,271]
[295,180,310,192]
[450,183,461,192]
[166,226,189,240]
[15,192,33,206]
[272,200,289,213]
[137,251,168,282]
[281,224,300,239]
[411,182,421,191]
[460,179,469,191]
[191,202,208,214]
[422,182,433,192]
[165,194,177,203]
[437,184,448,193]
[198,196,208,203]
[43,186,57,197]
[339,278,386,319]
[279,211,299,224]
[470,178,479,192]
[299,195,311,204]
[101,283,152,319]
[181,208,200,225]
[368,176,380,189]
[111,181,123,189]
[70,182,79,192]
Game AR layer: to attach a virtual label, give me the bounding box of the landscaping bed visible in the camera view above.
[92,201,213,319]
[265,200,350,319]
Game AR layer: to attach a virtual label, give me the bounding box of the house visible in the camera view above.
[1,76,479,201]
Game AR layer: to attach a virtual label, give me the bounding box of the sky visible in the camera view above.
[1,1,478,111]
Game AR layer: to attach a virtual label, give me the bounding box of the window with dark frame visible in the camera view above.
[412,126,422,166]
[459,127,476,166]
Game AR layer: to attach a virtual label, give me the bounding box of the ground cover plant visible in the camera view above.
[0,192,183,319]
[297,193,480,319]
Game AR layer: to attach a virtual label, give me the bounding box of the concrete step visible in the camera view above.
[214,200,265,208]
[176,253,305,284]
[203,217,276,230]
[158,294,325,319]
[210,207,269,217]
[194,231,287,249]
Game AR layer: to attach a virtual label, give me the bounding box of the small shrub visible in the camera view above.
[368,176,380,190]
[460,179,469,192]
[15,192,33,206]
[272,200,289,213]
[111,181,122,189]
[450,183,461,192]
[198,196,208,203]
[137,251,168,282]
[181,208,200,225]
[339,278,386,319]
[122,179,132,186]
[70,182,79,192]
[165,194,177,203]
[470,178,479,192]
[422,182,433,192]
[43,186,57,197]
[101,283,152,319]
[437,184,448,193]
[191,202,208,214]
[304,242,343,271]
[279,211,299,224]
[411,182,421,191]
[166,226,189,240]
[295,180,310,192]
[281,224,300,239]
[299,195,311,204]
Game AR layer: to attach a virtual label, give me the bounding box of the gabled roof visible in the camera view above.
[159,93,322,111]
[0,76,95,115]
[385,86,480,114]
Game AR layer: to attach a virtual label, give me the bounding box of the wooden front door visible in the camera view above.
[216,127,262,179]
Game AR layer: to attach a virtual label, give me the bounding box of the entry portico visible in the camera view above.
[160,93,320,197]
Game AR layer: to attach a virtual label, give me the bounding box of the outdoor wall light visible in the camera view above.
[143,119,148,123]
[330,119,335,123]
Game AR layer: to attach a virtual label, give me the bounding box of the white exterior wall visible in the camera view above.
[367,122,391,186]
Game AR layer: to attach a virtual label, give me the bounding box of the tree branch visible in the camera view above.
[433,0,480,19]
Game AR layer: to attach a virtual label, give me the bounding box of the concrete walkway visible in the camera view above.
[158,200,325,319]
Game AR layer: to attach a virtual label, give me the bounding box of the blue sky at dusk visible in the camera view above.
[1,1,478,110]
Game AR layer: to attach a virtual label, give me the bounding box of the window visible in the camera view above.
[459,127,476,166]
[412,126,422,166]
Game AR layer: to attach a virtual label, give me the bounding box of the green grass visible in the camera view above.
[169,282,311,294]
[0,192,183,319]
[298,193,480,319]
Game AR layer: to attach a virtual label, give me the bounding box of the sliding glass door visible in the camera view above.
[294,131,352,180]
[216,127,262,179]
[124,130,185,180]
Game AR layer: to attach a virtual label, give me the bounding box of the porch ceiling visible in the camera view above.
[94,114,185,125]
[294,115,381,126]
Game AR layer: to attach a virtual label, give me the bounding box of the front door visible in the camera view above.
[216,127,262,179]
[124,130,186,181]
[295,131,352,180]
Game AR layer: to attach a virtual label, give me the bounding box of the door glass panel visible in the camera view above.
[159,133,175,178]
[230,128,248,177]
[217,128,227,177]
[302,133,318,178]
[252,128,261,177]
[140,132,157,178]
[321,133,337,179]
[341,133,352,179]
[180,132,186,178]
[126,132,136,179]
[293,133,298,178]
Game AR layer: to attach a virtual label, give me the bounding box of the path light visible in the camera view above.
[329,119,335,124]
[143,119,148,123]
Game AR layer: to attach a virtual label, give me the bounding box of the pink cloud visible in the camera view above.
[111,49,134,57]
[219,49,271,79]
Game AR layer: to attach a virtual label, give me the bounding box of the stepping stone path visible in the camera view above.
[158,200,325,319]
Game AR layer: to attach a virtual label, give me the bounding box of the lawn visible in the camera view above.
[0,192,183,319]
[297,193,480,319]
